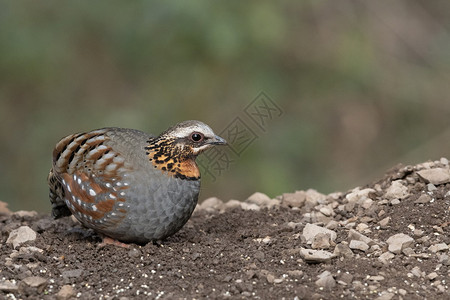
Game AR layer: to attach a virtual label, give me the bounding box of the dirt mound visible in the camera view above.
[1,159,450,299]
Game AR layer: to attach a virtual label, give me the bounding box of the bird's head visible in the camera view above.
[160,120,227,156]
[145,120,227,180]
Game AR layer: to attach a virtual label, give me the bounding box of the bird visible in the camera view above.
[48,120,227,244]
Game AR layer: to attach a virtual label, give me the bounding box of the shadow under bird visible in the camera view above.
[48,120,227,244]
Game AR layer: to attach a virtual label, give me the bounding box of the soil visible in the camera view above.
[1,159,450,299]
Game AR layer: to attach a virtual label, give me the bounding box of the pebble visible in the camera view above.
[348,229,374,246]
[384,180,409,200]
[300,248,335,263]
[56,285,76,300]
[14,210,38,218]
[427,183,437,191]
[356,223,369,233]
[417,168,450,185]
[379,217,391,227]
[0,200,12,214]
[429,243,448,253]
[315,271,336,290]
[378,252,395,264]
[0,280,18,292]
[427,272,438,280]
[199,197,224,211]
[6,226,37,249]
[302,223,337,244]
[282,191,306,208]
[311,233,331,249]
[414,194,431,204]
[390,199,401,205]
[246,192,280,209]
[319,206,333,216]
[305,189,327,205]
[337,272,353,285]
[224,199,242,209]
[386,233,414,254]
[345,188,375,203]
[375,292,395,300]
[334,242,354,258]
[349,240,369,252]
[240,202,261,211]
[20,276,47,293]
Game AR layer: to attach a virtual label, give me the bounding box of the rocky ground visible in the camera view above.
[1,159,450,299]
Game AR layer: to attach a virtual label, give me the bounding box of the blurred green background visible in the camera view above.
[2,1,450,212]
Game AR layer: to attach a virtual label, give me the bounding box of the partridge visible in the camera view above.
[48,120,226,244]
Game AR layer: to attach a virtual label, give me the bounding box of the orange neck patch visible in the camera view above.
[145,137,200,180]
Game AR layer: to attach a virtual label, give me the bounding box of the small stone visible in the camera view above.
[427,272,438,280]
[356,223,369,233]
[224,200,242,209]
[417,168,450,185]
[410,266,423,277]
[14,210,38,218]
[325,220,338,230]
[361,199,373,209]
[429,243,449,253]
[246,192,271,204]
[282,191,306,208]
[240,202,260,211]
[375,292,395,300]
[337,273,353,285]
[273,278,284,284]
[386,233,414,254]
[300,248,335,263]
[0,280,18,292]
[0,201,12,214]
[311,233,331,249]
[246,192,279,208]
[349,240,369,252]
[378,252,395,264]
[21,276,47,293]
[305,189,327,205]
[390,199,401,205]
[302,223,337,244]
[199,197,224,211]
[413,229,424,236]
[379,217,391,227]
[286,270,303,277]
[315,271,336,290]
[402,247,415,256]
[319,206,333,216]
[56,285,76,300]
[414,194,431,204]
[6,226,37,249]
[398,289,407,296]
[368,275,384,281]
[345,188,375,204]
[266,273,275,284]
[334,242,354,258]
[128,248,141,258]
[348,229,374,246]
[384,180,409,200]
[438,253,450,265]
[427,183,437,191]
[19,246,44,254]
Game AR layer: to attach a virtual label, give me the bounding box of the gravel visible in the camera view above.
[1,158,450,299]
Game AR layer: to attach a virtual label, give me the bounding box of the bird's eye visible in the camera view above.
[190,132,204,142]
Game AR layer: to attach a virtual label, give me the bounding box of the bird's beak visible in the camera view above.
[208,135,227,145]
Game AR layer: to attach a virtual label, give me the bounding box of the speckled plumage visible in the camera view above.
[48,121,226,244]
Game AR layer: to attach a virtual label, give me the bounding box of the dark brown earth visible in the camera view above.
[1,159,450,299]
